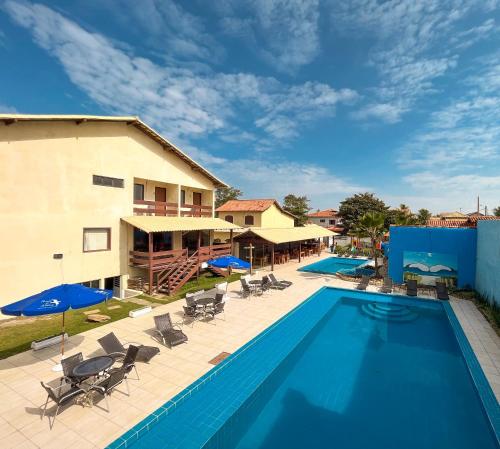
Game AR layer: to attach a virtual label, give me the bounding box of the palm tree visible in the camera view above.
[354,211,386,274]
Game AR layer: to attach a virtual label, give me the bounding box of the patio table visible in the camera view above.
[73,355,114,407]
[194,297,216,319]
[73,355,113,378]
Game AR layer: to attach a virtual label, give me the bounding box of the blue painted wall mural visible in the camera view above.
[388,227,477,288]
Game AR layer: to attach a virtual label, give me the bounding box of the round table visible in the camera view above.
[196,297,215,306]
[73,355,114,378]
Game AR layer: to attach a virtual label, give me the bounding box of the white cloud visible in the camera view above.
[213,158,369,201]
[218,0,320,72]
[332,0,499,123]
[3,1,355,148]
[351,102,406,124]
[0,103,18,113]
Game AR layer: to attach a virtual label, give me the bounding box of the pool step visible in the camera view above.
[361,302,419,322]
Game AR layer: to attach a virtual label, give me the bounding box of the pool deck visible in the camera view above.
[0,253,499,448]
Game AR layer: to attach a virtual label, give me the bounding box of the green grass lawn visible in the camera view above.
[0,299,141,360]
[137,271,241,304]
[0,271,241,360]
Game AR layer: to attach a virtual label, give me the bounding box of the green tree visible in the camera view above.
[282,194,311,226]
[338,193,388,231]
[353,211,386,274]
[215,186,242,209]
[417,208,432,224]
[494,206,500,217]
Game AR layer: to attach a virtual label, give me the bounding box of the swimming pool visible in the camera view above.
[299,256,368,275]
[108,288,500,449]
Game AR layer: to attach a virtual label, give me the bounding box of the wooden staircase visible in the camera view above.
[206,265,229,277]
[157,251,200,295]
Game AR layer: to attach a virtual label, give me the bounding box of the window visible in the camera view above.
[329,219,336,225]
[225,215,234,223]
[320,219,325,223]
[134,183,144,201]
[93,175,124,188]
[180,189,186,205]
[83,228,111,252]
[245,215,254,225]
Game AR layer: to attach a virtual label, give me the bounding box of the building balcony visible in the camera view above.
[180,204,213,217]
[133,199,178,216]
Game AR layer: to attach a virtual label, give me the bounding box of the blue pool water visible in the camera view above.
[299,256,367,275]
[109,288,500,449]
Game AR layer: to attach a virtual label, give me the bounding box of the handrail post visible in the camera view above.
[148,232,153,294]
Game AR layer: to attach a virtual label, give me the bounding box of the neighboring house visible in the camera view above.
[0,115,238,304]
[215,199,295,232]
[437,211,468,220]
[307,209,343,231]
[215,199,333,263]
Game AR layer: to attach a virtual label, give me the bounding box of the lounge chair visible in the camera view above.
[406,279,418,297]
[380,276,393,294]
[356,275,370,291]
[153,313,188,348]
[97,332,159,364]
[61,352,83,386]
[435,282,450,300]
[269,273,292,287]
[40,381,85,428]
[264,275,286,290]
[89,366,129,412]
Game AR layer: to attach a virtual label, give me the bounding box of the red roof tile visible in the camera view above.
[215,199,295,217]
[307,208,338,218]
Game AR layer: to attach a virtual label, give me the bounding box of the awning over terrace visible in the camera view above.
[121,216,241,233]
[235,224,337,244]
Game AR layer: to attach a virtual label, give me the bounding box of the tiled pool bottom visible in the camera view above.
[299,256,367,275]
[108,288,500,449]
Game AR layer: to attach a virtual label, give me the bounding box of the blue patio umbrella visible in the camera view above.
[207,255,250,270]
[1,283,112,357]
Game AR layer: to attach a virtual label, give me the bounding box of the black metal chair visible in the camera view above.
[60,352,83,386]
[435,281,450,300]
[40,381,85,428]
[153,313,188,348]
[98,332,159,364]
[88,366,129,412]
[112,344,140,380]
[239,278,253,298]
[406,279,418,297]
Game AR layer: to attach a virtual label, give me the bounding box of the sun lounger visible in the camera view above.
[264,275,286,290]
[153,313,188,348]
[406,279,418,297]
[435,282,450,300]
[380,276,393,293]
[98,332,159,364]
[269,273,292,287]
[356,275,370,291]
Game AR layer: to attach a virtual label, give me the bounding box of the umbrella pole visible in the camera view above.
[61,312,65,357]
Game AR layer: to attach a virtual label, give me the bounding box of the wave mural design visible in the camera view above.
[403,251,458,285]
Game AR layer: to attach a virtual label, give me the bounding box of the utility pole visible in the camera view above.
[477,196,480,214]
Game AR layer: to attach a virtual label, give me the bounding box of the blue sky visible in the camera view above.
[1,1,499,213]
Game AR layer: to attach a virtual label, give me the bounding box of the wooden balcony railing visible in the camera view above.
[133,199,178,216]
[129,248,187,270]
[180,204,213,217]
[129,244,231,270]
[198,243,232,261]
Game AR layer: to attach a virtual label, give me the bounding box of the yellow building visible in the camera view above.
[215,199,295,230]
[0,115,239,305]
[215,199,333,267]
